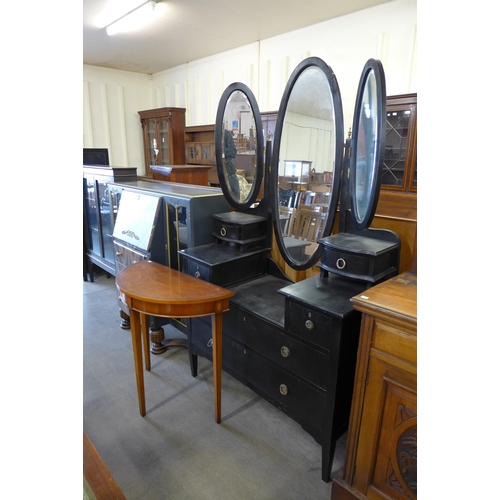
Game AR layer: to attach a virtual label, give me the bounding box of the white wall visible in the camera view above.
[83,65,152,172]
[83,0,416,175]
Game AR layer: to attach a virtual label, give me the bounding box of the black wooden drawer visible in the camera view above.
[188,316,326,435]
[212,212,267,243]
[179,244,268,287]
[227,337,326,435]
[226,310,329,390]
[182,254,212,282]
[318,233,399,283]
[188,316,214,358]
[287,301,334,351]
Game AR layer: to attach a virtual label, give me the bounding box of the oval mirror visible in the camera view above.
[271,57,344,271]
[215,83,264,210]
[350,59,386,230]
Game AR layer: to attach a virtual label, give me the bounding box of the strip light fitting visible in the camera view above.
[106,1,157,36]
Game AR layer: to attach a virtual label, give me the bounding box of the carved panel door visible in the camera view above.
[352,356,417,499]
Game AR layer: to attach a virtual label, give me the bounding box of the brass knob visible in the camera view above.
[279,384,288,396]
[336,258,346,269]
[305,319,314,330]
[220,227,227,237]
[195,271,201,278]
[281,346,290,358]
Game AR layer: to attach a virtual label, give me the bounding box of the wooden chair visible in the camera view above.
[279,206,294,235]
[287,206,327,243]
[296,190,316,207]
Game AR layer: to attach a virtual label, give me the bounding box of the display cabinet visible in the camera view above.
[138,107,186,175]
[185,124,218,186]
[83,165,137,280]
[370,93,417,274]
[330,271,417,500]
[185,124,216,165]
[382,94,417,192]
[282,160,312,190]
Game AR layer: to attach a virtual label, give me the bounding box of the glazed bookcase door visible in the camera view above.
[84,176,101,256]
[158,118,171,165]
[382,94,417,193]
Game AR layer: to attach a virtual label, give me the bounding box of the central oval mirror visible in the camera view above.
[350,59,386,230]
[271,57,344,271]
[215,83,264,210]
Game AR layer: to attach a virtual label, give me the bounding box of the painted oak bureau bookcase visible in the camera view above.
[83,164,231,340]
[179,57,401,482]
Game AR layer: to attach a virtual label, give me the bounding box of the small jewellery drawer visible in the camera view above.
[320,248,373,278]
[287,301,334,351]
[228,311,329,390]
[212,212,267,246]
[318,233,399,283]
[179,244,268,287]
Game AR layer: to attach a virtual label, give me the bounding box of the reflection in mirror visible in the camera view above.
[350,59,385,230]
[354,69,378,223]
[274,61,342,270]
[220,90,258,204]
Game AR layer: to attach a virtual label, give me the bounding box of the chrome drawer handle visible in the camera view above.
[116,251,122,256]
[207,338,213,348]
[281,346,290,358]
[220,227,227,237]
[305,319,314,330]
[195,271,201,278]
[336,258,346,269]
[279,384,288,396]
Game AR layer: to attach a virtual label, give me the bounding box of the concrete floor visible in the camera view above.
[83,268,345,499]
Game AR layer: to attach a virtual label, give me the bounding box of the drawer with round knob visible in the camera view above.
[179,243,268,287]
[113,241,149,274]
[287,301,334,350]
[228,338,326,436]
[212,211,267,246]
[318,233,399,284]
[225,309,329,389]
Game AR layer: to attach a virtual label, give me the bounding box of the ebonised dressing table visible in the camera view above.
[180,57,400,482]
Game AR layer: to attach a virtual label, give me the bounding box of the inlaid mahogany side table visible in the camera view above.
[116,260,234,423]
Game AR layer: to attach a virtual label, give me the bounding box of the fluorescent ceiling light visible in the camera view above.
[106,0,157,36]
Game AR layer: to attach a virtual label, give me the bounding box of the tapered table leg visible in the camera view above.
[141,313,151,371]
[130,309,146,416]
[211,307,223,424]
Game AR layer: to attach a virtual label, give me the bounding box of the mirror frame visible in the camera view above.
[215,82,264,210]
[349,58,386,230]
[270,57,344,271]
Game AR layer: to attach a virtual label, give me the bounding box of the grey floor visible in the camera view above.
[83,267,345,500]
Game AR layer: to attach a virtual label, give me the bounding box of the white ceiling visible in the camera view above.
[83,0,391,75]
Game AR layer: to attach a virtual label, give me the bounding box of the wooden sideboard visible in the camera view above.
[150,164,211,186]
[331,271,417,499]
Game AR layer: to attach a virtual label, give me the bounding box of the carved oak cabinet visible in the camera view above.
[331,271,417,499]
